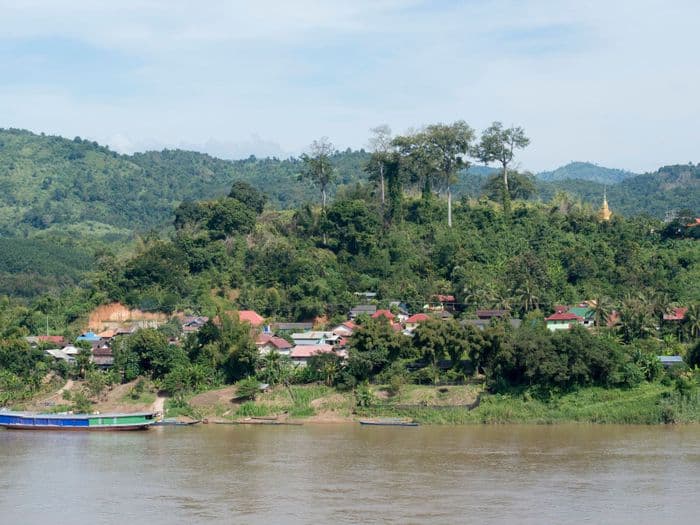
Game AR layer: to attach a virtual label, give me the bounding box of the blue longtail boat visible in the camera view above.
[0,411,156,431]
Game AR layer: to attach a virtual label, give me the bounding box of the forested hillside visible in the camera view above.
[539,164,700,217]
[1,129,698,241]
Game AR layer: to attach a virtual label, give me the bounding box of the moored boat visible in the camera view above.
[359,418,419,427]
[152,418,201,427]
[0,411,156,431]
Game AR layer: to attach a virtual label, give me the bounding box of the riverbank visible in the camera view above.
[171,381,700,425]
[11,378,700,426]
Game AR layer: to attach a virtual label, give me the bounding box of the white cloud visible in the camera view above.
[1,0,699,171]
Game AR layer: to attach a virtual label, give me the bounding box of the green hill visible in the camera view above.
[0,129,371,235]
[1,129,698,243]
[539,164,700,217]
[537,161,637,184]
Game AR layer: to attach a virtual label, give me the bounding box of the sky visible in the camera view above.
[1,0,698,172]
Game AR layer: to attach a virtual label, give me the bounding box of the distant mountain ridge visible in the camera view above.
[537,161,637,184]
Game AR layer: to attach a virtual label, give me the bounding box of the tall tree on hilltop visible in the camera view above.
[393,121,474,227]
[392,129,437,200]
[421,121,474,228]
[476,122,530,214]
[300,137,336,210]
[366,124,393,207]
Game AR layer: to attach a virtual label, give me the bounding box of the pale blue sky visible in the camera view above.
[1,0,698,172]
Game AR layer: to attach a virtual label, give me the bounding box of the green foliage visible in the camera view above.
[71,389,94,413]
[235,376,262,401]
[162,363,220,399]
[346,319,407,381]
[480,324,638,392]
[686,339,700,369]
[114,328,187,381]
[354,382,375,408]
[0,238,94,297]
[186,313,257,383]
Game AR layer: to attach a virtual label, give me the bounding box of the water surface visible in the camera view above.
[1,424,699,524]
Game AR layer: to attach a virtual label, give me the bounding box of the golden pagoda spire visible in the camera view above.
[598,188,612,221]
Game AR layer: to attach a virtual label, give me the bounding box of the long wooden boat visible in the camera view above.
[152,418,201,427]
[359,418,419,427]
[0,411,156,431]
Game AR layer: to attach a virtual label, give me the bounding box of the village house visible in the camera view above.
[272,322,314,332]
[289,344,346,366]
[404,313,430,332]
[45,348,75,364]
[567,306,595,328]
[371,309,395,321]
[182,315,209,334]
[332,320,357,337]
[658,355,684,367]
[255,334,293,356]
[545,312,585,331]
[92,346,114,369]
[44,344,81,363]
[426,294,457,313]
[291,331,340,346]
[663,307,688,323]
[76,331,101,344]
[475,309,509,320]
[349,304,377,319]
[464,318,522,331]
[237,310,265,328]
[26,335,69,348]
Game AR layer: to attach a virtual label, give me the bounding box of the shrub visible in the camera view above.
[236,376,261,401]
[354,382,375,408]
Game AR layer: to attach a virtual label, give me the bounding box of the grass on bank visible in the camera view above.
[162,379,700,425]
[360,382,700,424]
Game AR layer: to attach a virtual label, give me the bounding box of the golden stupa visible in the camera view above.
[598,190,612,221]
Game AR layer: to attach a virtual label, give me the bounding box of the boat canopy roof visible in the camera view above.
[0,411,154,419]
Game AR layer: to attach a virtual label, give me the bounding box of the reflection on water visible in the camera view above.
[1,424,699,524]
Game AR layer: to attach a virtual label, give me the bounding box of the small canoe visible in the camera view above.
[153,418,201,427]
[0,411,156,431]
[214,419,303,426]
[359,419,419,427]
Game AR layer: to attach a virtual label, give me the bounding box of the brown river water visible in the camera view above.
[1,424,700,524]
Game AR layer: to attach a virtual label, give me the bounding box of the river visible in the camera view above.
[1,424,699,524]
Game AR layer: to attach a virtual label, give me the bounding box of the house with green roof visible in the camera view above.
[567,306,595,327]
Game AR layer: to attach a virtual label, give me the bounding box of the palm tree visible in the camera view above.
[591,296,615,328]
[514,280,540,314]
[683,304,700,340]
[618,294,656,343]
[648,291,673,325]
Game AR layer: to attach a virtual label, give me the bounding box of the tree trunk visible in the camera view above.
[422,177,432,200]
[322,187,327,210]
[502,162,511,216]
[379,165,385,204]
[447,186,452,228]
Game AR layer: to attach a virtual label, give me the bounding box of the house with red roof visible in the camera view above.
[37,335,68,347]
[425,294,457,313]
[255,334,293,356]
[238,310,265,328]
[663,307,688,323]
[289,344,343,366]
[545,312,584,331]
[371,309,395,321]
[332,320,358,337]
[475,309,509,320]
[405,313,430,332]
